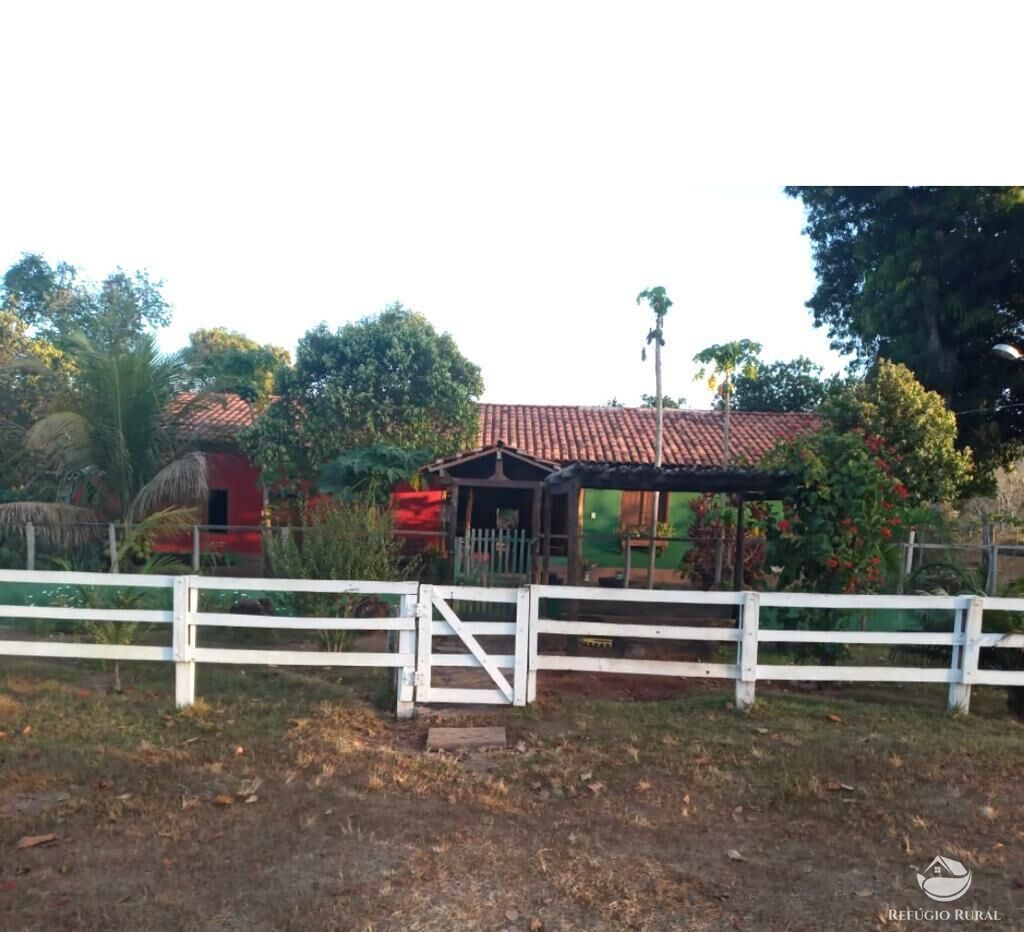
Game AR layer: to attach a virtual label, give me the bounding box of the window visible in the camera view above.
[619,490,669,528]
[208,489,229,533]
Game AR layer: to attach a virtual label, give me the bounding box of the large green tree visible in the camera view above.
[181,327,291,403]
[729,356,844,412]
[0,311,73,498]
[2,253,171,350]
[786,186,1024,477]
[243,303,483,482]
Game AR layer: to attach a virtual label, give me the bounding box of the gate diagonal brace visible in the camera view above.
[432,593,514,702]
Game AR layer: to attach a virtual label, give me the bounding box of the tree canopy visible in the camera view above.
[2,253,171,350]
[823,359,974,506]
[728,356,845,412]
[0,311,74,498]
[641,393,683,409]
[786,186,1024,477]
[242,304,483,482]
[0,335,216,549]
[181,327,291,403]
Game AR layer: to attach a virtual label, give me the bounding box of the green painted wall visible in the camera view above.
[579,492,790,577]
[581,489,700,572]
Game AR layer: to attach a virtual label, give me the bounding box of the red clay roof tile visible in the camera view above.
[477,404,819,467]
[182,395,820,467]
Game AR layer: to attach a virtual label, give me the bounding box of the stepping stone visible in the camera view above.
[425,726,507,752]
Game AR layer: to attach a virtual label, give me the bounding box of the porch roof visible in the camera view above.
[544,461,793,497]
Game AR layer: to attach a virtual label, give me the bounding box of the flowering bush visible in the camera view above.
[763,429,914,594]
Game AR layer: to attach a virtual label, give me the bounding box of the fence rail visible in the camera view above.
[2,570,1023,716]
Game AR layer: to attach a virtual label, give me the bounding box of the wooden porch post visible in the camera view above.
[542,488,552,585]
[446,481,460,576]
[732,494,746,590]
[566,480,581,587]
[450,485,462,557]
[531,484,543,582]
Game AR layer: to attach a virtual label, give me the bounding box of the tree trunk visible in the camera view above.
[713,381,731,586]
[647,314,665,589]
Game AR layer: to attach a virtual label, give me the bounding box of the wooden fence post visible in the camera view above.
[986,545,999,596]
[173,576,197,708]
[514,586,530,706]
[25,522,35,571]
[527,585,540,703]
[735,591,759,711]
[904,528,916,579]
[192,526,201,573]
[415,584,432,703]
[108,523,119,573]
[948,596,983,714]
[395,592,416,719]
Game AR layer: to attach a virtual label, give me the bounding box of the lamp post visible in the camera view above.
[992,343,1023,362]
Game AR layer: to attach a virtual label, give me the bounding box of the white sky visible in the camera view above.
[2,2,1022,407]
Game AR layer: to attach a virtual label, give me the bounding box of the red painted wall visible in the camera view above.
[155,452,264,556]
[157,462,444,558]
[391,482,444,548]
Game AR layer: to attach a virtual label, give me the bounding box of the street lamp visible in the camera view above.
[992,343,1023,362]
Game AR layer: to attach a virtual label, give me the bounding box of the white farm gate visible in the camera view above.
[2,570,1024,716]
[413,585,529,706]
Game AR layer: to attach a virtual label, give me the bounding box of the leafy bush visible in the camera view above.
[680,494,770,590]
[764,429,914,594]
[264,501,414,651]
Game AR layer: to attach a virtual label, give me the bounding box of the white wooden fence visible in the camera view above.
[2,570,1023,716]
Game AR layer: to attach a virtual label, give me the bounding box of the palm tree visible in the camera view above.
[692,339,762,584]
[637,286,673,589]
[0,334,216,550]
[693,340,762,467]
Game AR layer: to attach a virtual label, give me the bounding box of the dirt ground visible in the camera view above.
[1,658,1023,932]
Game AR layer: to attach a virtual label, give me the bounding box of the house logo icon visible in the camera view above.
[916,855,972,902]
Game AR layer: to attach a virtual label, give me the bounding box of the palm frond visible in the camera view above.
[130,453,208,520]
[25,412,91,468]
[0,501,101,547]
[118,507,199,565]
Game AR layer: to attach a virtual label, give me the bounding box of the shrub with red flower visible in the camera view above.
[762,428,914,594]
[681,494,771,590]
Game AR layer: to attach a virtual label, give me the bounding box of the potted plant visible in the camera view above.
[619,521,675,554]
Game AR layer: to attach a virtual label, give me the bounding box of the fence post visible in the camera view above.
[395,592,416,719]
[173,576,197,708]
[108,523,119,573]
[514,586,530,706]
[192,526,201,573]
[948,596,983,714]
[527,585,540,703]
[735,591,759,712]
[986,545,999,596]
[415,584,432,703]
[25,522,35,571]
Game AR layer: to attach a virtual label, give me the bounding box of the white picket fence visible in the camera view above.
[2,570,1023,716]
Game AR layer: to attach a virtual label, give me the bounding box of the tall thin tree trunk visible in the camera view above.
[713,380,731,586]
[647,315,664,589]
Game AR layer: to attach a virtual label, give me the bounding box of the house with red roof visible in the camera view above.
[177,396,817,583]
